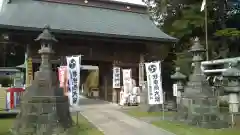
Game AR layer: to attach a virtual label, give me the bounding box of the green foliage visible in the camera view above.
[170,3,206,38]
[174,51,192,76]
[215,28,240,37]
[143,0,240,72]
[0,76,13,87]
[84,71,99,93]
[144,0,214,40]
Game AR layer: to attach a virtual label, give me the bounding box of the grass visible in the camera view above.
[71,114,104,135]
[0,88,7,111]
[0,118,13,135]
[0,113,103,135]
[153,120,240,135]
[126,108,240,135]
[126,108,175,118]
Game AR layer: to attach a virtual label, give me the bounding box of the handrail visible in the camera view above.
[201,57,240,66]
[201,57,240,74]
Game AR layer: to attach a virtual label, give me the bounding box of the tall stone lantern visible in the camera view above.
[177,37,227,128]
[171,67,186,106]
[11,26,73,135]
[222,62,240,113]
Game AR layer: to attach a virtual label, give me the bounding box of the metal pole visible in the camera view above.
[205,3,209,60]
[25,44,29,86]
[76,111,79,125]
[162,92,165,120]
[3,44,6,67]
[231,107,234,128]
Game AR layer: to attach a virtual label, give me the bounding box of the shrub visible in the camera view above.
[0,76,13,87]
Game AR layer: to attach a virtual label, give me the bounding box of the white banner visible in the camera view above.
[113,67,121,88]
[145,61,163,104]
[200,0,206,12]
[122,69,132,95]
[173,83,178,97]
[66,55,81,106]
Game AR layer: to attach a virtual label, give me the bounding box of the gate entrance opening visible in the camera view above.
[32,59,101,98]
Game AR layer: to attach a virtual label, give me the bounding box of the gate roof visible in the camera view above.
[0,0,177,42]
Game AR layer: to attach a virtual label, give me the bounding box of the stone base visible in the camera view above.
[175,93,230,129]
[173,116,228,129]
[147,104,163,112]
[195,120,228,129]
[11,96,73,135]
[175,112,229,129]
[139,104,149,112]
[180,119,228,129]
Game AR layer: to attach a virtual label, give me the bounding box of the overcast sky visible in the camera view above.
[113,0,145,5]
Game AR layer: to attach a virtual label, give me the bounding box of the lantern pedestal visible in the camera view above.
[229,93,239,113]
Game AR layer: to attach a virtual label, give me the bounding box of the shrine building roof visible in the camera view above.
[0,0,177,42]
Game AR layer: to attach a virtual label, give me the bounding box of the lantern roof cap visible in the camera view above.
[189,37,205,52]
[171,67,187,80]
[35,25,57,42]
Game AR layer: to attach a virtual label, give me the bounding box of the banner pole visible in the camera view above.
[162,92,165,120]
[205,3,209,60]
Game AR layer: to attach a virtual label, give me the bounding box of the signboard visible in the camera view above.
[145,61,163,104]
[26,57,33,86]
[173,83,178,97]
[113,67,121,88]
[66,55,81,106]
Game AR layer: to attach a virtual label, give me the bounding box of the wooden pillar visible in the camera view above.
[104,76,108,101]
[112,88,117,103]
[139,53,148,107]
[139,54,145,87]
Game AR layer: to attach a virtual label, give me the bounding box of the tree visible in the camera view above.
[144,1,207,40]
[144,0,239,51]
[143,0,240,75]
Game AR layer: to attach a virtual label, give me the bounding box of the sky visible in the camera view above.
[113,0,145,5]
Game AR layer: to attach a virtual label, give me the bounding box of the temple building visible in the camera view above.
[0,0,176,102]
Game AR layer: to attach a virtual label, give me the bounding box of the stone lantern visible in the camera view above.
[177,37,227,128]
[222,62,240,113]
[171,67,186,106]
[11,26,73,135]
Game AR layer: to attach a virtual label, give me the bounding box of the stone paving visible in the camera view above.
[74,98,175,135]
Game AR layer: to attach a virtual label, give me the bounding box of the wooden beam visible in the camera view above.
[6,29,171,45]
[114,62,138,67]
